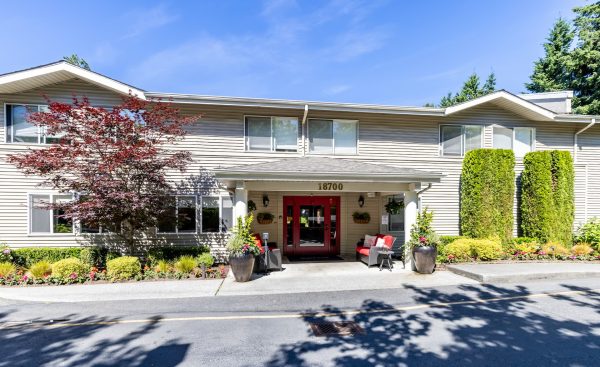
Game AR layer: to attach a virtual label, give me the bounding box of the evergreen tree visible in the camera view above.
[439,72,496,107]
[570,2,600,115]
[63,54,91,70]
[525,18,574,93]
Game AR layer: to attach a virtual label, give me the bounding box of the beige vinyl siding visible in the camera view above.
[0,79,598,254]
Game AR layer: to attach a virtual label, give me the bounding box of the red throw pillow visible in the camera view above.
[252,233,265,254]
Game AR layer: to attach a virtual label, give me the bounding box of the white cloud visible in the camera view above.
[324,84,351,95]
[122,4,178,39]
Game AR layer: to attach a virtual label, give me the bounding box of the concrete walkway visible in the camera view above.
[447,262,600,282]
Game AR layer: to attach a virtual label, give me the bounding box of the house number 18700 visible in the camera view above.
[318,182,344,190]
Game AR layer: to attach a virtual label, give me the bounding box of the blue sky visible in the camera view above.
[0,0,586,106]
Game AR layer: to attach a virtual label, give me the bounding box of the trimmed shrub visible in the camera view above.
[147,246,210,266]
[197,253,215,268]
[508,238,541,255]
[174,256,197,274]
[29,261,53,278]
[0,262,16,278]
[521,150,574,244]
[575,218,600,251]
[469,238,503,260]
[52,258,89,279]
[107,256,141,281]
[79,247,108,268]
[460,149,515,243]
[571,243,593,256]
[445,240,472,261]
[12,247,82,268]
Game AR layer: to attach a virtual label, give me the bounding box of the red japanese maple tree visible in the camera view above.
[7,95,200,254]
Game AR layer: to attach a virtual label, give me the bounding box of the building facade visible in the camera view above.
[0,62,598,259]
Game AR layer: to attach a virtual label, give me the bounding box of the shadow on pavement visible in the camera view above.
[266,283,600,366]
[0,314,189,367]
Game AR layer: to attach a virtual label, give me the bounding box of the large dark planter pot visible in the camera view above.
[229,254,255,282]
[412,246,437,274]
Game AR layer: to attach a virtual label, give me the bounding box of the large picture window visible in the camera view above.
[6,104,57,144]
[308,119,358,155]
[156,195,233,234]
[440,125,483,156]
[493,126,535,157]
[245,116,298,152]
[29,193,74,234]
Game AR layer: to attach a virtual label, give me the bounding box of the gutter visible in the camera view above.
[301,104,309,157]
[574,118,596,162]
[416,183,432,211]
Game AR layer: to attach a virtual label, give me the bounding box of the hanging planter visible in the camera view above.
[257,212,274,225]
[385,198,404,214]
[352,212,371,224]
[247,200,257,212]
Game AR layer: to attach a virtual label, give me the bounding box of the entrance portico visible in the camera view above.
[215,157,443,264]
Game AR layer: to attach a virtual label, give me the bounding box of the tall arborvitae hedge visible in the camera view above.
[460,149,515,243]
[520,150,574,244]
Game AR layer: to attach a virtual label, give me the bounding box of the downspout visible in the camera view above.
[416,183,432,211]
[301,104,309,157]
[574,118,596,163]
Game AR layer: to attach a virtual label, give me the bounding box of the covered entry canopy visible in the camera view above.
[214,156,443,190]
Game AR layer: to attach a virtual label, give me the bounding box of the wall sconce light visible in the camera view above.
[262,194,270,207]
[358,195,365,208]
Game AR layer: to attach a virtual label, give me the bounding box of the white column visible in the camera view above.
[404,189,418,270]
[234,181,248,222]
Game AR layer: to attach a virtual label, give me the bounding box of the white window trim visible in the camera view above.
[27,192,75,236]
[5,103,51,145]
[157,195,199,235]
[244,115,299,153]
[307,118,359,156]
[492,126,536,156]
[439,124,484,157]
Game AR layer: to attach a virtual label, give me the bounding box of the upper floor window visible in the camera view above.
[493,127,535,157]
[5,104,58,144]
[308,119,358,155]
[440,125,483,156]
[245,116,298,152]
[29,193,73,234]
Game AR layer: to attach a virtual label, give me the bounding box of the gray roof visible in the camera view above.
[214,157,443,183]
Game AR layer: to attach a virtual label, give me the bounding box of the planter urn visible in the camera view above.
[412,246,437,274]
[229,254,255,282]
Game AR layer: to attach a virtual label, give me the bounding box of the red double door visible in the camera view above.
[282,196,340,257]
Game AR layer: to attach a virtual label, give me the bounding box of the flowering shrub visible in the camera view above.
[407,208,439,250]
[0,244,12,263]
[227,215,261,256]
[52,258,89,279]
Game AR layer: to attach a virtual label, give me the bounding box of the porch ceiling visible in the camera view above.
[214,157,444,184]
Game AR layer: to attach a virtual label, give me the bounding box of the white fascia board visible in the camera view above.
[444,91,556,121]
[0,62,146,99]
[146,92,445,116]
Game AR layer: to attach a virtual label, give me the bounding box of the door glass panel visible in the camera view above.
[286,205,294,246]
[330,204,337,247]
[299,205,325,246]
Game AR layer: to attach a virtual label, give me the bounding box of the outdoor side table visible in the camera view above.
[378,249,394,271]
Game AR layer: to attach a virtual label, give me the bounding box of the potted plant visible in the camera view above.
[385,198,404,214]
[407,208,439,274]
[257,212,274,224]
[352,212,371,224]
[227,214,261,282]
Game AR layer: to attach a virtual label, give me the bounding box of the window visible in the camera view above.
[29,194,73,234]
[493,127,535,157]
[440,125,483,156]
[156,195,233,234]
[157,196,198,234]
[6,104,57,144]
[308,119,358,155]
[245,116,298,152]
[387,195,405,232]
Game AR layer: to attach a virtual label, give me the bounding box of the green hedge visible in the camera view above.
[460,149,515,243]
[12,248,83,268]
[146,245,210,265]
[521,151,574,244]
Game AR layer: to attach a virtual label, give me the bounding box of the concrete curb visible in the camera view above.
[446,264,600,283]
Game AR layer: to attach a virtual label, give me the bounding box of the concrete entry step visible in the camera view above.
[447,262,600,283]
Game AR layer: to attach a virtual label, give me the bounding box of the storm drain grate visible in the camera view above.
[309,321,365,337]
